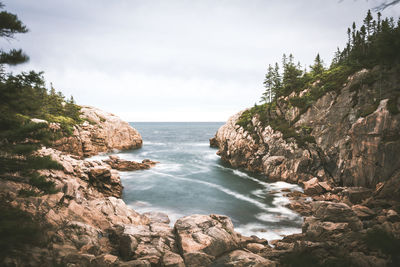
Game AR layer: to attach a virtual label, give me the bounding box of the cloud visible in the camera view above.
[3,0,400,121]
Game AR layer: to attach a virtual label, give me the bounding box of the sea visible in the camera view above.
[90,122,303,241]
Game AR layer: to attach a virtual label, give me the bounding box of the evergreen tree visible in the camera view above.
[0,3,28,66]
[281,54,303,96]
[310,54,325,76]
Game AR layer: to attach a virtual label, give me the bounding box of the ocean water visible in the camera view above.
[91,122,303,240]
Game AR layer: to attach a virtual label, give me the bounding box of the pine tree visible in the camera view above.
[0,3,28,66]
[310,53,325,76]
[0,2,60,195]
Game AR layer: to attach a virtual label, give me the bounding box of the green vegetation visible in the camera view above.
[0,203,47,261]
[0,2,81,195]
[239,11,400,147]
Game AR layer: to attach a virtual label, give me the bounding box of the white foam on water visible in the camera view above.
[149,170,271,212]
[255,213,282,223]
[251,189,266,198]
[85,154,109,161]
[184,143,210,147]
[153,163,183,172]
[267,181,303,192]
[235,223,302,241]
[144,141,166,146]
[232,170,270,187]
[129,200,151,207]
[265,206,302,222]
[204,153,219,161]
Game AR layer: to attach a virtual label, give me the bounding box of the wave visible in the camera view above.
[184,143,210,147]
[149,170,271,212]
[235,223,302,241]
[153,163,183,172]
[232,169,270,187]
[144,141,167,146]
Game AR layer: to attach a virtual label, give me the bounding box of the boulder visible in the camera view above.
[342,187,372,204]
[351,205,376,220]
[312,201,363,231]
[211,250,276,267]
[103,155,158,171]
[303,177,324,195]
[174,214,239,264]
[52,106,142,157]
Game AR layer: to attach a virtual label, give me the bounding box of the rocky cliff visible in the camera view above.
[52,106,143,158]
[213,68,400,188]
[209,67,400,266]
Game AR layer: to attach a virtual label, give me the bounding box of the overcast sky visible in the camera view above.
[2,0,400,121]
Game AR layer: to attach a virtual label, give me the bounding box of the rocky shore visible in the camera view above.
[52,106,143,158]
[0,106,281,267]
[3,68,400,266]
[209,68,400,266]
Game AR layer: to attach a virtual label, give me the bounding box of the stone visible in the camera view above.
[103,155,157,171]
[119,234,138,260]
[351,205,376,220]
[387,209,400,222]
[52,105,142,157]
[342,187,372,204]
[183,252,214,267]
[312,201,363,230]
[211,250,276,267]
[162,251,185,267]
[174,214,239,258]
[303,177,324,195]
[246,243,266,254]
[143,211,170,224]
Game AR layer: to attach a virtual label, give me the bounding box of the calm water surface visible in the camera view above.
[93,122,303,240]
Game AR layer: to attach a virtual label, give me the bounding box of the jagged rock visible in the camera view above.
[311,201,363,231]
[342,187,372,204]
[174,214,239,264]
[348,252,387,267]
[52,106,142,157]
[103,155,158,171]
[212,69,400,189]
[143,211,170,224]
[351,205,376,220]
[303,177,324,195]
[387,209,400,222]
[211,250,276,267]
[209,137,218,148]
[162,252,185,267]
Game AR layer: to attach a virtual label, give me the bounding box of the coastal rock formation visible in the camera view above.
[211,67,400,265]
[103,155,158,171]
[1,148,280,266]
[212,68,400,188]
[52,106,143,158]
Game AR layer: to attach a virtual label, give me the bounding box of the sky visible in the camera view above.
[2,0,400,122]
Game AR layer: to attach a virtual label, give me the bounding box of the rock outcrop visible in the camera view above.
[103,155,158,171]
[1,148,281,266]
[213,68,400,188]
[52,106,142,158]
[211,67,400,265]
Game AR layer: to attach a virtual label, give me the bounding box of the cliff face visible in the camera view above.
[213,68,400,188]
[52,106,142,158]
